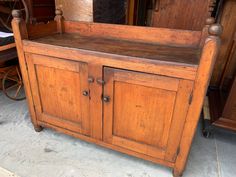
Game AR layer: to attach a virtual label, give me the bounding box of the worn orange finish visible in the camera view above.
[11,9,222,177]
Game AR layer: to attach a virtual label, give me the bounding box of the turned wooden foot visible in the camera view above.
[34,125,43,132]
[172,169,183,177]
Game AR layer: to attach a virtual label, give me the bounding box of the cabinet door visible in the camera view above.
[103,67,193,162]
[26,54,90,136]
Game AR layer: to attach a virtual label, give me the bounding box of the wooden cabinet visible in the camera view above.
[150,0,217,30]
[223,78,236,124]
[26,54,90,135]
[103,68,193,162]
[12,9,222,177]
[207,0,236,132]
[210,0,236,87]
[209,76,236,131]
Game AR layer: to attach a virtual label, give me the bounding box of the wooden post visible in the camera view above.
[11,10,42,132]
[200,17,215,47]
[173,23,223,177]
[54,9,64,34]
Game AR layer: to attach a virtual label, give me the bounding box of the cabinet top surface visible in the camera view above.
[32,33,201,66]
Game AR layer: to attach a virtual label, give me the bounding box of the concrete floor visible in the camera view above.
[0,166,19,177]
[0,91,236,177]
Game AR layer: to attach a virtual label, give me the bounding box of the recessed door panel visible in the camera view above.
[103,67,193,161]
[113,81,176,149]
[26,54,90,136]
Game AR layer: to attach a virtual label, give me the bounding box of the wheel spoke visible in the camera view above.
[0,17,12,31]
[5,76,18,82]
[16,67,22,81]
[5,83,18,91]
[9,1,12,9]
[6,12,12,24]
[21,0,29,23]
[14,84,22,98]
[6,1,17,23]
[12,1,17,9]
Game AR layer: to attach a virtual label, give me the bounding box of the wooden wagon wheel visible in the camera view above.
[2,66,26,101]
[0,0,29,31]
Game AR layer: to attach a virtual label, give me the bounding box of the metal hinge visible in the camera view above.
[189,91,193,105]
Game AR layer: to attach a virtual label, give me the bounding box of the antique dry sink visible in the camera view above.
[12,9,222,177]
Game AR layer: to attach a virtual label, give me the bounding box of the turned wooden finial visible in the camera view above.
[55,9,63,16]
[54,8,64,34]
[200,17,217,47]
[209,24,223,36]
[206,17,215,25]
[12,9,22,19]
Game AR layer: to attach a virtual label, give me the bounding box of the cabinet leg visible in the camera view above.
[201,110,213,138]
[172,169,183,177]
[34,125,43,132]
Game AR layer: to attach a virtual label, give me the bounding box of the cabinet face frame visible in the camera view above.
[25,53,91,136]
[103,67,194,162]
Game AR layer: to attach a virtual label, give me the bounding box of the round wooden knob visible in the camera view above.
[206,17,215,25]
[12,9,22,19]
[209,24,223,36]
[55,9,63,16]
